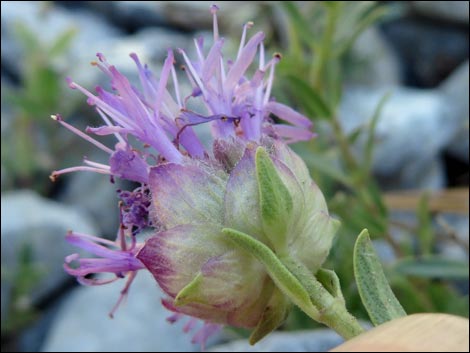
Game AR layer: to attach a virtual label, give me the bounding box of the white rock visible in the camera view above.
[209,329,343,352]
[0,1,122,86]
[349,27,402,87]
[440,61,469,162]
[1,190,98,319]
[339,86,460,189]
[41,272,214,352]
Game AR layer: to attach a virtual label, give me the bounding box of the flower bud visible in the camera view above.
[137,139,339,341]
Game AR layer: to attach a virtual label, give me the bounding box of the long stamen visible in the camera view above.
[259,41,265,70]
[109,271,138,318]
[171,65,183,108]
[193,37,205,65]
[51,115,113,154]
[96,109,126,144]
[129,52,156,103]
[178,49,209,99]
[237,22,254,60]
[50,166,112,182]
[83,158,111,170]
[67,79,140,131]
[263,54,281,106]
[210,4,220,41]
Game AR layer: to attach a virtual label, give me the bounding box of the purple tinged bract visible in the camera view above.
[52,4,331,347]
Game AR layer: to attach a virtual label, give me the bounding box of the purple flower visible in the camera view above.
[52,5,333,347]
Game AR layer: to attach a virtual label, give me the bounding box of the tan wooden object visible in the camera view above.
[384,187,469,214]
[331,314,469,352]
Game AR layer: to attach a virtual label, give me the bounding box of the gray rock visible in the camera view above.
[100,27,188,83]
[339,86,460,189]
[1,1,121,86]
[348,27,402,87]
[41,272,215,352]
[1,190,98,320]
[398,156,446,190]
[412,1,470,24]
[161,1,260,32]
[380,17,468,87]
[209,329,344,352]
[85,1,167,29]
[440,61,469,162]
[389,210,469,261]
[373,239,397,264]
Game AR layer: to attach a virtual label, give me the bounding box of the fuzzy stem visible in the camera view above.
[282,256,365,339]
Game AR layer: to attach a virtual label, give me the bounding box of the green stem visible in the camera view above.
[282,256,365,339]
[311,4,339,89]
[331,116,358,172]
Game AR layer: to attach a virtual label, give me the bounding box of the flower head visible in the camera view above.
[53,5,336,346]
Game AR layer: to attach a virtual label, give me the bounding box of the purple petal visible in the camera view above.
[224,32,265,91]
[86,125,130,136]
[109,147,149,184]
[202,39,224,82]
[191,323,222,350]
[272,124,316,144]
[266,101,313,128]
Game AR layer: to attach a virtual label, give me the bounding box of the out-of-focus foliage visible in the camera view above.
[2,21,77,193]
[1,244,44,334]
[274,1,469,328]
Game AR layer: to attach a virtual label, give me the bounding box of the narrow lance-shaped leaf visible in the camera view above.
[298,150,353,188]
[417,193,434,255]
[286,76,332,120]
[392,256,469,280]
[255,147,293,251]
[316,268,345,305]
[364,92,390,174]
[249,287,290,345]
[354,229,406,326]
[222,227,320,321]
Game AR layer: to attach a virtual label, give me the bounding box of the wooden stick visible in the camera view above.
[331,313,469,352]
[384,187,469,215]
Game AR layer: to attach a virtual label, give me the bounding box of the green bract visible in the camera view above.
[137,140,339,342]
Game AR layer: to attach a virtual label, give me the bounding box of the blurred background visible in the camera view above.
[1,1,468,351]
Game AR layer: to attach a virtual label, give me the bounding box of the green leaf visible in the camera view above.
[316,268,345,305]
[281,2,317,51]
[364,92,390,173]
[25,66,61,114]
[392,256,469,280]
[354,229,406,326]
[297,150,353,188]
[13,22,40,57]
[325,58,343,107]
[249,287,290,345]
[49,27,76,57]
[222,228,320,321]
[366,181,388,219]
[255,147,293,251]
[335,5,388,56]
[285,76,332,120]
[417,193,434,255]
[174,273,205,306]
[347,125,364,144]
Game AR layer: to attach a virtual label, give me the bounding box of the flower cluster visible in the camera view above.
[53,5,337,347]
